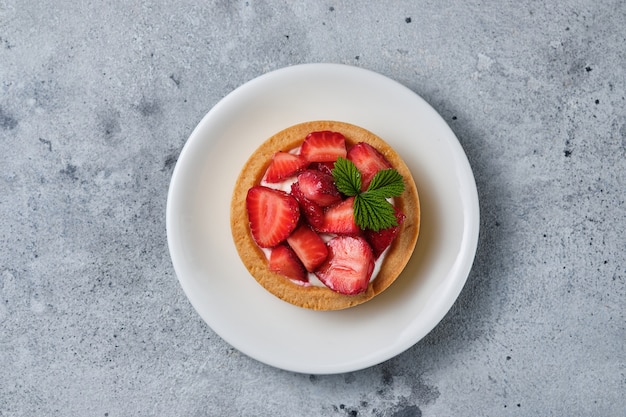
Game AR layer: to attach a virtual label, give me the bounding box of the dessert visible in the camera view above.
[230,121,420,310]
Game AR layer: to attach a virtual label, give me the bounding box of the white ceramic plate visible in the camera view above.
[167,63,479,374]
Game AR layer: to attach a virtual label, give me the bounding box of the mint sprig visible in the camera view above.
[332,157,362,196]
[332,157,405,231]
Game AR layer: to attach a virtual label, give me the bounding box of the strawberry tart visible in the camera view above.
[230,121,420,310]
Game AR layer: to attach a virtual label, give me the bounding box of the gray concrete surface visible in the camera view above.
[1,1,624,415]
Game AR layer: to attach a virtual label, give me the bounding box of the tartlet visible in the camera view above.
[230,121,420,310]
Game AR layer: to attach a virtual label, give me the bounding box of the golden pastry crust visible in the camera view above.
[230,121,420,310]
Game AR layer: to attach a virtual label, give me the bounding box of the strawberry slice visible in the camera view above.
[263,151,308,183]
[290,182,324,229]
[309,161,336,176]
[296,170,342,207]
[246,186,300,247]
[364,207,406,258]
[286,224,328,272]
[347,142,392,190]
[300,131,347,162]
[269,244,307,282]
[318,197,360,234]
[315,236,374,295]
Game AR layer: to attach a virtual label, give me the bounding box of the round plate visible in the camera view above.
[166,64,479,374]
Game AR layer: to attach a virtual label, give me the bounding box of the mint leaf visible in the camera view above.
[331,157,361,196]
[354,193,398,231]
[366,168,405,197]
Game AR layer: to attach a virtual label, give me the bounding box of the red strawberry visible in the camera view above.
[300,131,347,162]
[263,151,308,183]
[318,197,360,234]
[246,186,300,247]
[287,224,328,272]
[269,244,307,282]
[296,170,342,207]
[290,182,324,229]
[347,142,392,190]
[309,161,336,176]
[315,236,374,295]
[364,207,406,258]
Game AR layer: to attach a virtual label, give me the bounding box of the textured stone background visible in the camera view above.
[1,1,624,416]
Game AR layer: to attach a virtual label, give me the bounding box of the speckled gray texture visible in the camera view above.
[1,1,624,415]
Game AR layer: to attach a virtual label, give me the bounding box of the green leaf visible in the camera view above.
[331,157,361,196]
[353,193,399,231]
[332,156,405,231]
[366,168,405,197]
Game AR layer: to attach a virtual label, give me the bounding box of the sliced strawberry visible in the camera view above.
[347,142,392,190]
[246,186,300,248]
[315,236,374,295]
[364,207,406,258]
[263,151,308,183]
[290,182,324,229]
[318,197,360,234]
[300,131,347,162]
[309,161,336,176]
[286,224,328,272]
[269,244,307,281]
[296,170,342,207]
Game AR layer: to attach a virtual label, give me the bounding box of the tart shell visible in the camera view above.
[230,121,420,310]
